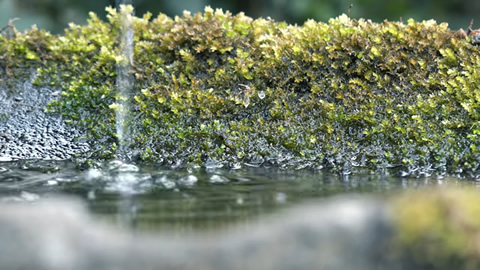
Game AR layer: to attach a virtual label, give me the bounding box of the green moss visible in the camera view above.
[1,6,480,175]
[391,188,480,269]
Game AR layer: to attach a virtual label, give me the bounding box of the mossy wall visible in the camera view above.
[1,5,480,175]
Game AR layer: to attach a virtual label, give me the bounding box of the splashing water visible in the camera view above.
[115,4,135,159]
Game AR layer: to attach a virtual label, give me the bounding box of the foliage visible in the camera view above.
[7,0,480,33]
[1,5,480,176]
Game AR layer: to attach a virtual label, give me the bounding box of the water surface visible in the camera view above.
[0,160,476,233]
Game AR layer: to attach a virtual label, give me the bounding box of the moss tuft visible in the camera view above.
[2,6,480,175]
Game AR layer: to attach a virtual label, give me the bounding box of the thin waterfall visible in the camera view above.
[112,3,138,228]
[115,4,134,159]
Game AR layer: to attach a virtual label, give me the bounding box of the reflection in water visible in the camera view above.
[0,159,476,233]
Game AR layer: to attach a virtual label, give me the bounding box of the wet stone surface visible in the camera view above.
[0,75,90,160]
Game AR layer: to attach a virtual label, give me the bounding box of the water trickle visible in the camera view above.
[115,4,135,159]
[111,3,138,228]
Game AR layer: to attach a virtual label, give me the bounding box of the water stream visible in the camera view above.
[115,3,135,158]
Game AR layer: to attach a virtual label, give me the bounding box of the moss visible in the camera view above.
[1,5,480,174]
[391,188,480,269]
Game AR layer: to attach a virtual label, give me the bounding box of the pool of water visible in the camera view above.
[0,159,477,233]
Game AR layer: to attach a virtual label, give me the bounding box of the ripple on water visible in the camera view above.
[105,173,139,194]
[156,175,176,190]
[1,191,40,202]
[1,158,480,234]
[0,157,12,162]
[106,160,139,173]
[178,175,198,187]
[209,174,230,184]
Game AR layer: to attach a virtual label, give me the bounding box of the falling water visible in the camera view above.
[115,4,134,159]
[112,2,139,228]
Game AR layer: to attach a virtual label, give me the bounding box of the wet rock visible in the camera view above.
[5,188,480,270]
[0,75,91,160]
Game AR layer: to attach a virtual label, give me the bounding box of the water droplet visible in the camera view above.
[0,156,12,162]
[87,190,96,200]
[158,175,176,189]
[85,168,102,181]
[178,175,198,187]
[243,94,250,108]
[231,162,242,170]
[258,91,265,99]
[275,192,287,203]
[117,163,139,173]
[106,173,148,194]
[205,159,223,172]
[107,160,139,173]
[20,191,39,202]
[209,174,229,184]
[236,195,244,205]
[115,173,136,189]
[46,180,58,186]
[107,160,123,170]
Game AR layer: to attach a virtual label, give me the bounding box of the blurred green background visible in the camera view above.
[0,0,479,33]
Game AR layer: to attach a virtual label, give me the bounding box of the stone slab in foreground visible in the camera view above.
[1,188,478,270]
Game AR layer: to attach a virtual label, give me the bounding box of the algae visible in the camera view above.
[1,5,480,175]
